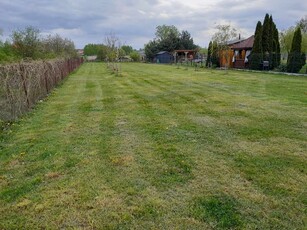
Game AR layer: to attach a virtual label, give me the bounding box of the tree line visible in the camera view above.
[0,26,77,64]
[83,43,141,62]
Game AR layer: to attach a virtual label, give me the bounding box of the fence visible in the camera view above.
[0,58,83,121]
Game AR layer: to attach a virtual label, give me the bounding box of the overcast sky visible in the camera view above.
[1,0,306,49]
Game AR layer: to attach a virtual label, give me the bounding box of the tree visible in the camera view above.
[262,14,271,57]
[11,26,41,59]
[287,27,305,73]
[84,44,101,55]
[105,32,121,62]
[129,51,140,62]
[159,30,179,52]
[96,45,108,61]
[280,26,307,55]
[250,21,263,70]
[280,27,295,54]
[271,21,281,68]
[104,32,122,74]
[212,24,237,68]
[206,41,212,67]
[211,41,220,67]
[121,45,133,55]
[179,30,197,50]
[155,25,180,42]
[297,15,307,33]
[42,34,76,58]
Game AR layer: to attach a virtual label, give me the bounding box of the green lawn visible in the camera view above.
[1,63,306,229]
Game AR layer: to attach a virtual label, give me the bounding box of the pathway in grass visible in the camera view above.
[1,63,306,229]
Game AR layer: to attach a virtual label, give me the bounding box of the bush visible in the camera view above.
[130,51,141,62]
[276,63,287,72]
[287,52,305,73]
[249,53,263,70]
[299,63,307,74]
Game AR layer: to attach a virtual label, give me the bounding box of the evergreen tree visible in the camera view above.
[258,14,281,69]
[272,23,281,68]
[262,13,271,59]
[179,30,197,50]
[268,15,274,68]
[206,41,212,67]
[250,21,263,70]
[211,41,219,67]
[287,27,304,73]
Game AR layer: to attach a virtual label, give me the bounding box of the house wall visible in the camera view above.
[219,49,252,69]
[219,50,234,68]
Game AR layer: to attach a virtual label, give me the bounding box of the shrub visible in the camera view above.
[276,63,287,72]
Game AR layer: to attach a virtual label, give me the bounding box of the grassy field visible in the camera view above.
[0,63,306,229]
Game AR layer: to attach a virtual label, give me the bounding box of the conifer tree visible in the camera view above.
[258,14,281,69]
[206,41,212,67]
[250,21,263,70]
[272,23,281,68]
[211,41,219,67]
[287,27,304,73]
[262,13,271,59]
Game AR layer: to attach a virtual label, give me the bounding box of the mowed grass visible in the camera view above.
[0,62,306,229]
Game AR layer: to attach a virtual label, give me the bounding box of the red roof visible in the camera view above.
[232,35,254,50]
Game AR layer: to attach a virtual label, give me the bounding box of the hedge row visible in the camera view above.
[0,58,83,121]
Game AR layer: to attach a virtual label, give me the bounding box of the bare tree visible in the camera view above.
[104,32,122,75]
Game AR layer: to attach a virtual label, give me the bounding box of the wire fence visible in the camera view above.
[0,58,83,121]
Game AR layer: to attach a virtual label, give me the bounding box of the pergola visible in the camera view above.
[173,50,197,63]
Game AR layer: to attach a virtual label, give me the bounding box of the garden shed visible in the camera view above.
[154,51,173,64]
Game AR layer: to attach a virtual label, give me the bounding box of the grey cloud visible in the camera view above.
[0,0,306,49]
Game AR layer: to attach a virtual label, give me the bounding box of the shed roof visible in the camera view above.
[232,35,254,50]
[156,51,171,55]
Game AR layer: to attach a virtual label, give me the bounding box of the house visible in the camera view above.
[232,35,254,69]
[154,51,174,64]
[76,49,84,56]
[219,35,254,69]
[138,50,146,62]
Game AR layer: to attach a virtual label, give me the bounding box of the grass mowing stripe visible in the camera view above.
[0,62,306,229]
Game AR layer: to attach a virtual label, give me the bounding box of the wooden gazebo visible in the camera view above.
[173,50,197,63]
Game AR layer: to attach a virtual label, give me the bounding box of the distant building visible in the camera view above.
[154,51,173,64]
[76,49,84,56]
[85,55,97,62]
[138,50,146,62]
